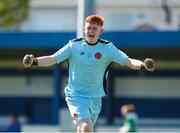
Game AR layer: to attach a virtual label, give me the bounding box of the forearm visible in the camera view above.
[36,55,56,67]
[124,58,143,70]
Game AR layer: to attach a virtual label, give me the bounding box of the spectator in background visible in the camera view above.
[7,113,21,132]
[119,104,138,133]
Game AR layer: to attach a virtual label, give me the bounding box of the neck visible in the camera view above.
[86,39,99,45]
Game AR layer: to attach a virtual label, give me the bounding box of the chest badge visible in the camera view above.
[80,52,85,55]
[95,52,102,59]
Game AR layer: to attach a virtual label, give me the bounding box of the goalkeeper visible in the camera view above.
[23,15,155,133]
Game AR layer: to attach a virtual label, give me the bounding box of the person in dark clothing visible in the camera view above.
[7,113,21,132]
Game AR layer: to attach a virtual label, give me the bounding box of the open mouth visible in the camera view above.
[88,35,95,38]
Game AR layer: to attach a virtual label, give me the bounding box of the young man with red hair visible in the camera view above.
[23,15,155,132]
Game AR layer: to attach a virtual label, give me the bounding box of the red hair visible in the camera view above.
[85,15,104,26]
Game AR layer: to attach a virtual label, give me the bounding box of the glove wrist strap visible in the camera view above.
[32,58,38,66]
[140,63,146,71]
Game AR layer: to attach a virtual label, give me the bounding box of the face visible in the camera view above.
[84,22,103,44]
[121,107,128,116]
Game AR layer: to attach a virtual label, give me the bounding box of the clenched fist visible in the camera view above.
[143,58,155,71]
[23,54,35,67]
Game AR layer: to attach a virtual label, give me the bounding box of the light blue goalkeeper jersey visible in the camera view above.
[53,38,128,97]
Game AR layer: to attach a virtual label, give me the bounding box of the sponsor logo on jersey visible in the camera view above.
[80,52,85,55]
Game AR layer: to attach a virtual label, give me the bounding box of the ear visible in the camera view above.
[100,28,103,34]
[83,25,85,32]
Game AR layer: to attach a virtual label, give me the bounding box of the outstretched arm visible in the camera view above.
[23,41,72,68]
[23,54,56,67]
[124,58,155,72]
[109,43,155,71]
[124,58,143,70]
[36,55,56,66]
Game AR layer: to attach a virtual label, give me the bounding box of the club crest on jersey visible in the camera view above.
[95,52,102,59]
[80,52,85,55]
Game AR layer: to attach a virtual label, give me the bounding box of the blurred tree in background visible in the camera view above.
[0,0,29,31]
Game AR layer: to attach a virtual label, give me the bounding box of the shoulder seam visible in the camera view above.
[99,38,111,44]
[71,38,84,42]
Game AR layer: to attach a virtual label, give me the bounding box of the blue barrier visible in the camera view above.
[0,32,76,49]
[0,31,180,48]
[102,31,180,48]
